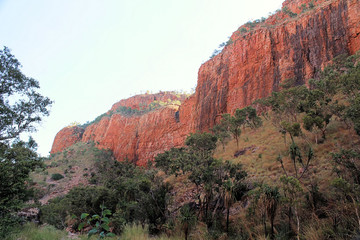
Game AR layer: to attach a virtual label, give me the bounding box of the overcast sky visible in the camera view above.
[0,0,284,156]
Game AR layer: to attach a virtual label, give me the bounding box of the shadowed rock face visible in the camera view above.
[51,0,360,165]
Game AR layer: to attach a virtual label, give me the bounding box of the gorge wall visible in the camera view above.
[51,0,360,165]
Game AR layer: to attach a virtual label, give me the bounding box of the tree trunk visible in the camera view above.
[350,195,360,232]
[295,206,300,240]
[321,128,326,140]
[270,217,275,240]
[226,207,230,233]
[288,207,292,233]
[263,213,267,237]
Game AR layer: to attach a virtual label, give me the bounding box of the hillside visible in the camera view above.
[51,0,360,166]
[5,0,360,239]
[27,0,360,239]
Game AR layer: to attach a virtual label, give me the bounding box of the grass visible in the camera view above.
[7,223,185,240]
[214,114,360,189]
[30,141,113,204]
[5,223,68,240]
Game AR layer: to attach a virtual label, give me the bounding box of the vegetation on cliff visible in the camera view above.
[80,94,185,129]
[2,0,360,236]
[21,52,360,240]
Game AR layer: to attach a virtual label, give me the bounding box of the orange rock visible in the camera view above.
[110,91,186,111]
[50,126,84,154]
[51,0,360,165]
[193,0,360,131]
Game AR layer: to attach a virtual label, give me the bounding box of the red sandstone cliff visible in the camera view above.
[51,0,360,165]
[51,126,85,154]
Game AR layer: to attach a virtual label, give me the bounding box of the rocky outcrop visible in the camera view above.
[51,0,360,165]
[192,0,360,131]
[110,91,187,111]
[50,126,84,154]
[82,105,191,166]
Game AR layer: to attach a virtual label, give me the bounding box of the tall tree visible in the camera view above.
[0,46,52,236]
[0,46,52,141]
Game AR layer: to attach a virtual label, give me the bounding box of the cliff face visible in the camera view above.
[51,92,195,165]
[51,0,360,165]
[81,105,192,166]
[50,126,84,154]
[193,0,360,131]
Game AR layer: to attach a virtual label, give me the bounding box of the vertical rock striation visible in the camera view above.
[51,0,360,165]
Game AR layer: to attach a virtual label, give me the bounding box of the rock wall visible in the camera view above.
[192,0,360,131]
[51,0,360,165]
[50,126,84,154]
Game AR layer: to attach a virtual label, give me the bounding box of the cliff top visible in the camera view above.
[110,91,190,112]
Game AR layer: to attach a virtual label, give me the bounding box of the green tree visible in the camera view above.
[78,204,116,239]
[280,176,303,240]
[211,121,230,150]
[249,184,280,239]
[332,149,360,231]
[0,139,44,235]
[0,46,52,236]
[155,132,248,229]
[221,161,247,233]
[0,47,52,141]
[221,113,242,149]
[179,204,197,240]
[345,94,360,135]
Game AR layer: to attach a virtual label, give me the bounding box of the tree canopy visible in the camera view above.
[0,46,52,141]
[0,46,52,236]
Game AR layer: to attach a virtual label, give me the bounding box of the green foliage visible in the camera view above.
[249,183,280,238]
[345,92,360,135]
[211,121,231,150]
[308,1,315,9]
[96,160,171,234]
[156,132,218,177]
[0,47,51,236]
[179,204,197,240]
[81,97,184,128]
[155,147,188,175]
[78,205,115,239]
[6,223,68,240]
[40,196,69,229]
[51,173,64,181]
[210,37,234,59]
[282,6,297,18]
[185,132,218,154]
[219,106,262,149]
[221,113,242,148]
[155,131,247,229]
[41,186,118,230]
[256,57,358,142]
[0,47,53,141]
[0,140,44,237]
[332,149,360,186]
[239,28,248,34]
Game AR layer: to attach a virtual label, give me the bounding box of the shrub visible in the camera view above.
[49,161,58,168]
[282,6,297,17]
[51,173,64,181]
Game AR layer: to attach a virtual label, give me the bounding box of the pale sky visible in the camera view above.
[0,0,284,156]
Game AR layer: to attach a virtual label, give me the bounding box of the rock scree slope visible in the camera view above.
[51,0,360,166]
